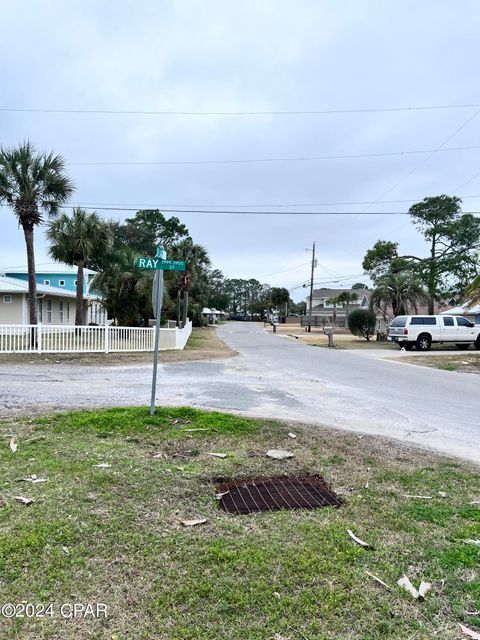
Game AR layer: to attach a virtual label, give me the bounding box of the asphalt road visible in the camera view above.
[1,322,479,463]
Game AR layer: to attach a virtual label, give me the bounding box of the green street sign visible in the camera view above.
[135,257,186,271]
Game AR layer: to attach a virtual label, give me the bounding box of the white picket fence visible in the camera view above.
[0,322,192,354]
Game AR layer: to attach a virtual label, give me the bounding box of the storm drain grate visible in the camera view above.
[216,475,342,515]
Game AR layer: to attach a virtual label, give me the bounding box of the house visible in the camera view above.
[3,264,107,325]
[202,307,226,324]
[0,275,88,325]
[440,302,480,324]
[306,288,371,325]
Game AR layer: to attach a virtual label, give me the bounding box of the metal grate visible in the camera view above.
[216,475,342,515]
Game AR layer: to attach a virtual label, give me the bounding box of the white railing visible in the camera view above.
[0,322,192,354]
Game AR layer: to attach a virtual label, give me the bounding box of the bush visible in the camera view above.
[347,309,376,341]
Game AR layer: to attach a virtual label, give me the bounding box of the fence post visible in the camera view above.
[37,324,42,354]
[105,323,109,354]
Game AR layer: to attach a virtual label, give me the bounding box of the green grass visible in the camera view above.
[0,408,479,639]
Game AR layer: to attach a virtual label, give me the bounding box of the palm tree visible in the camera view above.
[46,208,112,325]
[325,296,341,326]
[370,272,429,317]
[337,291,358,326]
[170,239,211,326]
[0,141,74,324]
[91,247,153,326]
[465,275,480,308]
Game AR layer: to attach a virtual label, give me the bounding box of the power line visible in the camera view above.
[3,103,480,116]
[67,144,480,167]
[2,203,480,216]
[50,192,480,210]
[362,108,480,211]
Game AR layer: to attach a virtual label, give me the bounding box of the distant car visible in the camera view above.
[388,315,480,351]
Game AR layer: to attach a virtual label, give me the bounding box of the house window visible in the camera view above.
[44,279,50,286]
[3,295,12,303]
[46,299,52,324]
[74,280,77,286]
[59,300,64,323]
[38,299,43,322]
[59,280,65,287]
[66,302,70,323]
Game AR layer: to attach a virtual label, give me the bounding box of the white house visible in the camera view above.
[0,276,88,325]
[202,307,226,324]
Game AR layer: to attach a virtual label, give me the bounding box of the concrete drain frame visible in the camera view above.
[215,475,343,515]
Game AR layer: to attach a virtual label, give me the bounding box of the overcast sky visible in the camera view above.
[1,0,480,301]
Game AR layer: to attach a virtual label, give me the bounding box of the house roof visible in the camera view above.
[2,263,96,275]
[440,302,480,315]
[311,287,371,299]
[0,275,82,299]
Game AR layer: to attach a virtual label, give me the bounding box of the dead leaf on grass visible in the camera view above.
[152,452,166,459]
[347,529,370,548]
[206,452,227,459]
[184,428,209,432]
[266,449,294,460]
[180,518,207,527]
[9,437,17,453]
[402,494,433,500]
[26,475,47,484]
[15,495,34,505]
[287,432,297,439]
[397,575,419,599]
[459,624,480,639]
[92,463,111,469]
[418,581,431,598]
[463,539,480,546]
[438,491,447,498]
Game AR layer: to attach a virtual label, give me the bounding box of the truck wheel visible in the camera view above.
[475,336,480,350]
[416,334,432,351]
[455,344,470,350]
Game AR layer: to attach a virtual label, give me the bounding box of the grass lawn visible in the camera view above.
[1,408,479,639]
[398,353,480,375]
[0,326,234,366]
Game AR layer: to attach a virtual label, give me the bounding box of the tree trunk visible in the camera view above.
[23,225,38,325]
[345,302,349,327]
[182,288,189,326]
[428,236,436,314]
[75,261,85,325]
[333,304,337,327]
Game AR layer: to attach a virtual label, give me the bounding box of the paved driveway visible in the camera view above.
[1,322,479,464]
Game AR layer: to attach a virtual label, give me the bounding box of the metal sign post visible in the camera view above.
[135,246,186,416]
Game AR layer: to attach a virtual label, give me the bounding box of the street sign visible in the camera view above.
[133,245,187,416]
[135,257,186,271]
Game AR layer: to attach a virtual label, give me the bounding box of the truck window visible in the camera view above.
[443,317,454,326]
[390,316,407,327]
[456,317,474,328]
[410,317,437,325]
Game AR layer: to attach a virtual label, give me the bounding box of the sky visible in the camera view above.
[1,0,480,301]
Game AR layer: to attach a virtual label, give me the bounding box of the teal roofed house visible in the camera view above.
[2,264,107,325]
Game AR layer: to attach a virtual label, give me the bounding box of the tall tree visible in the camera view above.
[270,287,291,316]
[46,208,112,325]
[337,291,358,325]
[91,247,154,326]
[116,209,188,254]
[0,141,74,323]
[369,272,429,317]
[408,195,480,312]
[325,296,342,326]
[363,197,480,314]
[170,239,211,326]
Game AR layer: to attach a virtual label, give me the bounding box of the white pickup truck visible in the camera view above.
[388,315,480,351]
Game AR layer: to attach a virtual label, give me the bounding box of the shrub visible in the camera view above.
[347,309,376,341]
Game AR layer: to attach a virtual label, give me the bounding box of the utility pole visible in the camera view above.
[308,241,316,333]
